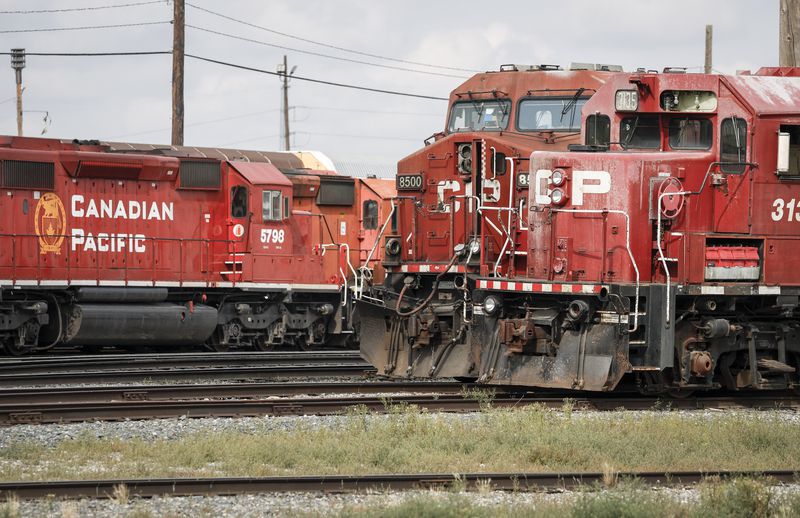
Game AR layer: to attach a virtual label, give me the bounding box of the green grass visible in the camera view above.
[1,406,799,481]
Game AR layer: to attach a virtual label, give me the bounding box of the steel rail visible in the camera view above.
[0,363,372,387]
[0,381,468,404]
[0,351,363,372]
[1,470,798,499]
[2,393,798,425]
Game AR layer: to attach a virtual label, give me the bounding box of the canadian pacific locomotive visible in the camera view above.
[358,64,800,394]
[0,137,393,354]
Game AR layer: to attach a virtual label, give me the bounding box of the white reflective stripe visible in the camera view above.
[419,265,431,273]
[39,280,69,287]
[758,286,781,295]
[126,280,155,287]
[701,286,725,295]
[182,281,208,288]
[581,285,595,294]
[561,284,575,293]
[14,280,38,286]
[491,281,502,290]
[522,283,533,292]
[540,284,553,292]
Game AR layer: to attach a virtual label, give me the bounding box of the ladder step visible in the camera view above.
[757,358,796,373]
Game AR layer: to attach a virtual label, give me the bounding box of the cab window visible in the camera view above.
[448,100,511,132]
[668,117,712,150]
[518,97,587,131]
[586,114,610,146]
[262,190,283,222]
[363,200,378,230]
[720,118,747,174]
[620,116,660,149]
[230,186,248,218]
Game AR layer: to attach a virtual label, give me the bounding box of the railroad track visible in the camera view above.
[0,351,371,386]
[2,390,797,425]
[0,380,467,404]
[1,470,797,499]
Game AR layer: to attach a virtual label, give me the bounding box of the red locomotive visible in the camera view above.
[0,137,393,354]
[359,65,800,394]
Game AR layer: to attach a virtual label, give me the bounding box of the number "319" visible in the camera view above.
[771,198,800,222]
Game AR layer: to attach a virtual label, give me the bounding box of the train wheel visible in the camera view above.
[3,342,29,356]
[297,336,315,351]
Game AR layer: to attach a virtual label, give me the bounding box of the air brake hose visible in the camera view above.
[395,253,460,317]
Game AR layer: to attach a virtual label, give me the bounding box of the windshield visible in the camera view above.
[448,100,511,132]
[518,97,588,131]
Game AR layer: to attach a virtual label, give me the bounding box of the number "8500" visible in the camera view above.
[396,174,423,190]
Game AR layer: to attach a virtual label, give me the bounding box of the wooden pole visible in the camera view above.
[780,0,800,66]
[171,0,185,146]
[282,55,290,151]
[704,25,713,74]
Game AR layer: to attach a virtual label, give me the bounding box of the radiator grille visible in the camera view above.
[0,160,55,190]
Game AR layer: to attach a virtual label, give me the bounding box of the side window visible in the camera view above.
[283,196,290,218]
[363,200,379,230]
[720,118,747,174]
[586,114,610,146]
[262,190,283,222]
[779,124,800,176]
[230,186,248,218]
[620,116,660,149]
[669,117,713,150]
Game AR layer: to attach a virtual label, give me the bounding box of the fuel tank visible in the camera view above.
[62,303,218,346]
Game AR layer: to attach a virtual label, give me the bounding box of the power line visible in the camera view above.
[0,21,171,34]
[186,24,467,79]
[0,51,448,101]
[185,54,448,101]
[184,2,480,74]
[0,1,165,14]
[297,105,440,117]
[0,51,171,56]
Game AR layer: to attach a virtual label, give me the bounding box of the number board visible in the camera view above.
[516,172,530,188]
[396,174,424,191]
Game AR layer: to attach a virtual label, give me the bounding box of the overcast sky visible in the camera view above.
[0,0,782,173]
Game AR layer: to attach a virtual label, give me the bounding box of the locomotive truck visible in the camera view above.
[0,137,393,354]
[358,65,800,394]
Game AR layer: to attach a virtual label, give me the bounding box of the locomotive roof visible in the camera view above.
[229,161,292,187]
[724,72,800,115]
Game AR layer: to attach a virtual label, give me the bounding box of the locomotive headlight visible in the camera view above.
[550,188,567,205]
[469,240,481,255]
[551,169,567,186]
[385,238,401,256]
[483,295,501,316]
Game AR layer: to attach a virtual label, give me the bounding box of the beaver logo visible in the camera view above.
[34,192,67,254]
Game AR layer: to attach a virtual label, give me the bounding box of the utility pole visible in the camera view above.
[780,0,800,66]
[10,48,25,137]
[171,0,185,146]
[704,25,713,74]
[277,55,296,151]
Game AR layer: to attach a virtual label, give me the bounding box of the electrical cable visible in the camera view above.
[0,51,448,100]
[186,24,468,79]
[0,21,170,34]
[185,54,448,101]
[185,2,480,74]
[0,1,164,14]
